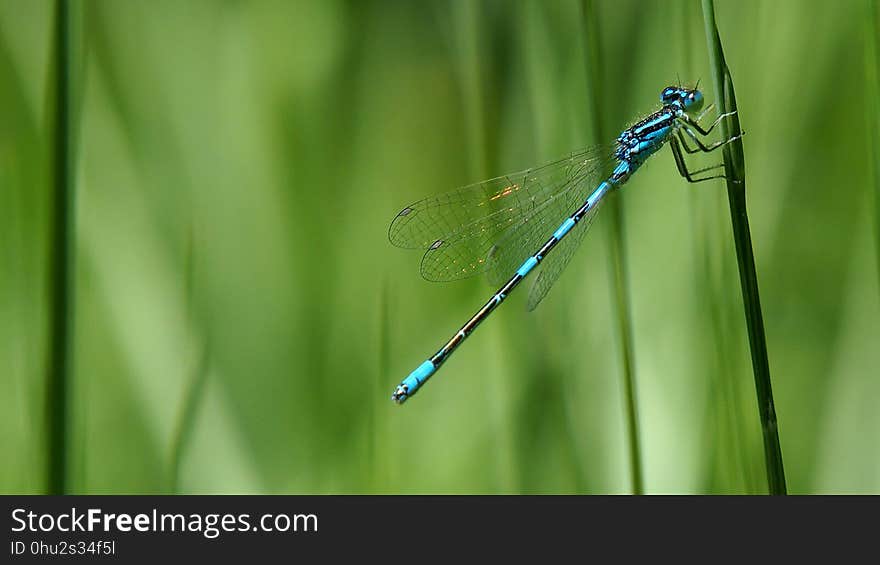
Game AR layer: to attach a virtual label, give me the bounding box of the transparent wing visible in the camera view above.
[424,167,590,282]
[525,195,607,311]
[484,167,598,286]
[389,148,597,250]
[389,145,615,282]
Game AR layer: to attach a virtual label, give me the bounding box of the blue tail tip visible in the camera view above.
[393,360,436,404]
[391,384,409,404]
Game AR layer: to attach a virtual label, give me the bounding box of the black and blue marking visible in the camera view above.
[392,85,741,404]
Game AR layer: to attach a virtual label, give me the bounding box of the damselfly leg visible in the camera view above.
[669,136,739,184]
[676,127,745,153]
[669,106,743,183]
[676,110,737,137]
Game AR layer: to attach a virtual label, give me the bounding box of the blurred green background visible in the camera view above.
[1,0,878,494]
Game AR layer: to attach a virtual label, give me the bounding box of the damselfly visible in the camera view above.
[390,85,742,404]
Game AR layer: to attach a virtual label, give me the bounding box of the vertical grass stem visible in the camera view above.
[581,0,643,495]
[701,0,787,495]
[867,0,880,290]
[46,0,74,495]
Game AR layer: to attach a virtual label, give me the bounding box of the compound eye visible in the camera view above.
[687,90,704,111]
[660,86,677,102]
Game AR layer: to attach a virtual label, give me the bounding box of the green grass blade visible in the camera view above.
[581,0,643,495]
[701,0,787,495]
[369,278,392,492]
[168,348,210,492]
[168,224,210,492]
[46,0,75,495]
[679,0,752,494]
[868,0,880,291]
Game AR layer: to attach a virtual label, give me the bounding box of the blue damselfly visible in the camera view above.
[390,85,742,404]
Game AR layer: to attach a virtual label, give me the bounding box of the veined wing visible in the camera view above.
[423,161,592,282]
[390,145,615,282]
[389,148,596,250]
[525,192,608,311]
[484,162,604,287]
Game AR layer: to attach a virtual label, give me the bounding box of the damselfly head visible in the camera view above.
[660,86,704,114]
